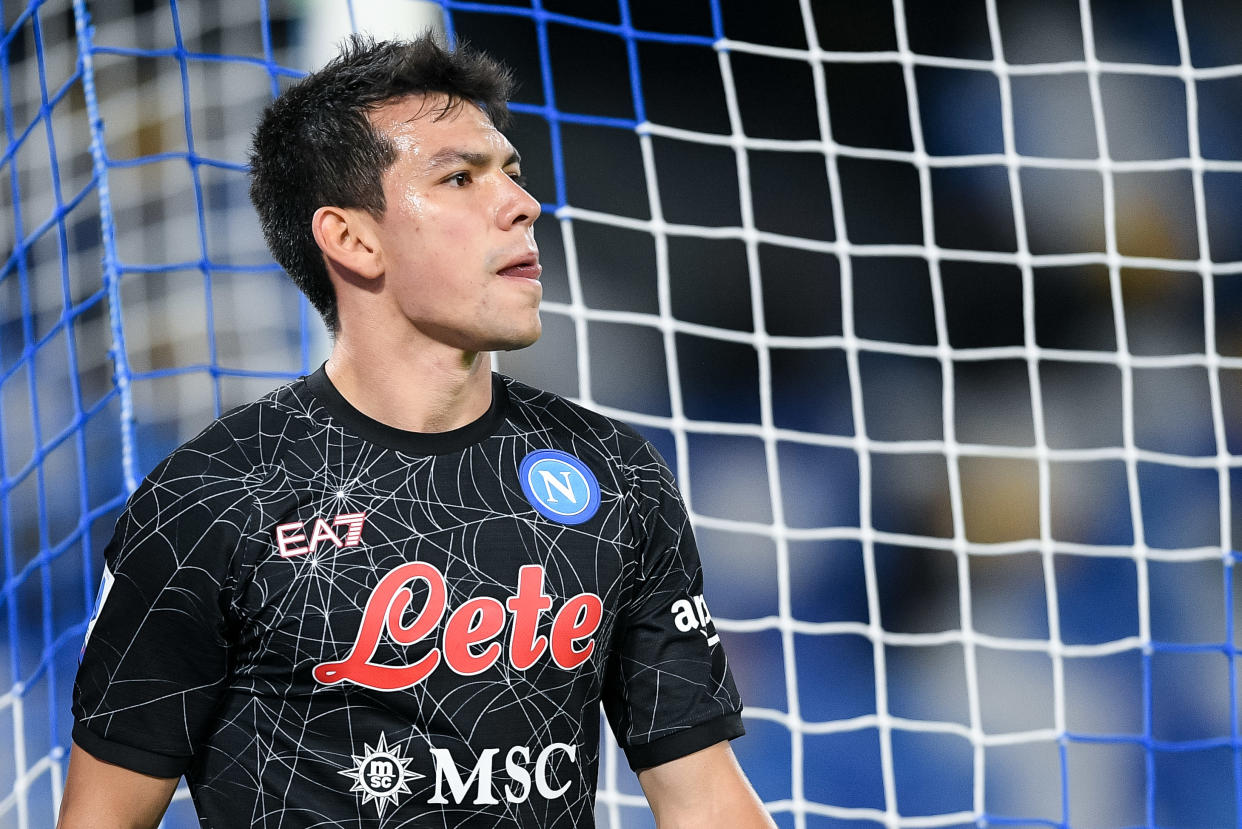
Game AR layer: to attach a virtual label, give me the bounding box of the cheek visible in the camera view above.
[383,203,483,281]
[396,189,428,221]
[433,213,489,262]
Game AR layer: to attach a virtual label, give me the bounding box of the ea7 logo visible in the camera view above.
[276,512,367,558]
[670,594,719,647]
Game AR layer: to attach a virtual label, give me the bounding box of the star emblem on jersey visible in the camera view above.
[339,732,421,817]
[518,449,601,525]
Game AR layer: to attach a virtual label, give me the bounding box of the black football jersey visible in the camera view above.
[72,367,743,827]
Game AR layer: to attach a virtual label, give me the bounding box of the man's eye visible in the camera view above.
[508,172,528,189]
[447,172,471,186]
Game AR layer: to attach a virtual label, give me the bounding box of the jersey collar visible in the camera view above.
[305,364,509,455]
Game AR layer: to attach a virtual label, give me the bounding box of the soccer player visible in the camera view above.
[59,33,773,828]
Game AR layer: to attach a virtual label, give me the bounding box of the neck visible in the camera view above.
[324,335,494,434]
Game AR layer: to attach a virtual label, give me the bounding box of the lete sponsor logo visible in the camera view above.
[313,563,603,691]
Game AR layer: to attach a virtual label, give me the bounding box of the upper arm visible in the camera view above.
[57,742,179,829]
[637,741,774,828]
[73,440,249,772]
[604,439,744,766]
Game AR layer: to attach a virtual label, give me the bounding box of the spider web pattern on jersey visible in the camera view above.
[72,371,742,828]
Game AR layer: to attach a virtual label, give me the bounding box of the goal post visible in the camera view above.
[3,0,1242,827]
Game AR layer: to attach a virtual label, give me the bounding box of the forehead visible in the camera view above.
[368,93,511,158]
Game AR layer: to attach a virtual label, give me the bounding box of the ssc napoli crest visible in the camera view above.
[519,449,601,525]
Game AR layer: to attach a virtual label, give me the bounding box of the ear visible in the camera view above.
[311,205,383,280]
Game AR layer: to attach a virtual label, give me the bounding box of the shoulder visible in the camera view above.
[498,376,678,530]
[500,375,656,467]
[135,374,323,499]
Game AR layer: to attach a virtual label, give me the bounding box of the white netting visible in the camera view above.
[3,0,1242,827]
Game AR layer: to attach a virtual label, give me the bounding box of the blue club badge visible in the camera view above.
[519,449,601,525]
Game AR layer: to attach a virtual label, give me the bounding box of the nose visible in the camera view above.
[498,174,541,229]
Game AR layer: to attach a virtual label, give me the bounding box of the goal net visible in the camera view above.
[3,0,1242,826]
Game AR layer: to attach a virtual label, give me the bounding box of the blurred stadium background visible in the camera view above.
[4,0,1242,826]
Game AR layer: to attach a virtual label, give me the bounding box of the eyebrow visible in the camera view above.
[423,148,521,173]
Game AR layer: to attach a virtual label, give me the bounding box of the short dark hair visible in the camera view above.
[248,33,515,332]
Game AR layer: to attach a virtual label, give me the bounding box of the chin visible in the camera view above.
[494,321,542,352]
[497,332,541,352]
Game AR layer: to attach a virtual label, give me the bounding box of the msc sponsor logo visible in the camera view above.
[341,733,577,816]
[671,593,720,647]
[429,743,577,807]
[314,562,603,691]
[275,511,367,557]
[518,449,601,524]
[339,732,418,818]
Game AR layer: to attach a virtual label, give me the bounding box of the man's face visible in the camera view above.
[367,93,542,354]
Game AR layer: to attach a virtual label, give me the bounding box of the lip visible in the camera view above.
[497,253,541,280]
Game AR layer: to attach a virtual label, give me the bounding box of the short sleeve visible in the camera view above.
[72,430,251,778]
[602,439,744,770]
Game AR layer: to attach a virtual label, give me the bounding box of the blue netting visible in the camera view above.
[3,0,1242,827]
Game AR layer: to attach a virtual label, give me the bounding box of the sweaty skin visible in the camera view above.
[317,93,542,434]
